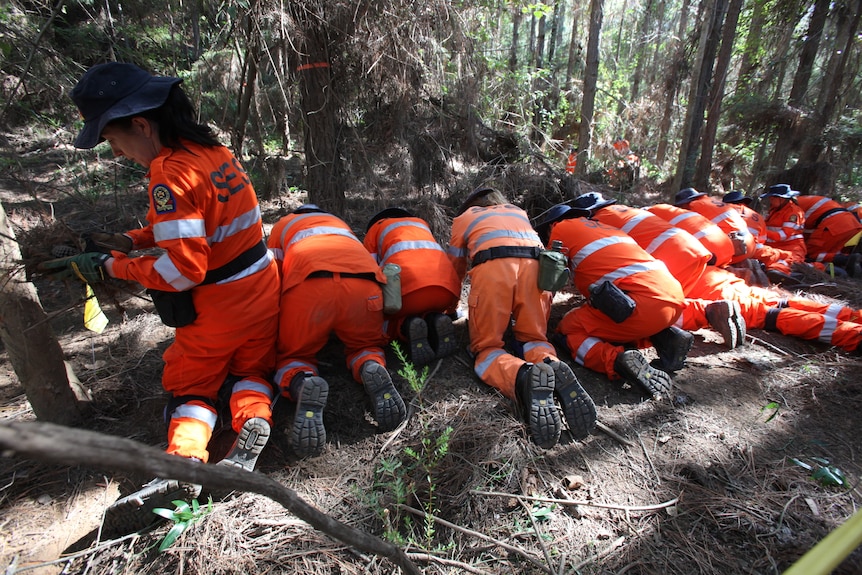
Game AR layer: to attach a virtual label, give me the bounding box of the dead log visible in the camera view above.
[0,420,420,575]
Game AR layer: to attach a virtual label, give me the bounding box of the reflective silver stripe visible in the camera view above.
[448,245,468,258]
[589,260,665,291]
[692,224,722,240]
[170,403,217,429]
[644,228,680,254]
[232,379,274,400]
[710,211,735,227]
[278,213,319,247]
[462,211,538,249]
[210,206,262,244]
[472,229,542,253]
[523,341,554,355]
[575,337,601,366]
[570,235,637,267]
[378,220,431,255]
[153,253,197,290]
[475,349,507,378]
[381,240,444,265]
[274,361,317,388]
[288,226,359,248]
[153,218,207,242]
[350,351,378,371]
[668,211,700,227]
[820,309,838,343]
[620,212,653,234]
[804,198,830,220]
[214,250,274,285]
[270,247,284,261]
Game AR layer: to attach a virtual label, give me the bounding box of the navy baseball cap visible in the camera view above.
[71,62,182,149]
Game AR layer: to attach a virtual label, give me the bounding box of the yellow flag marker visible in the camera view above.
[83,285,109,333]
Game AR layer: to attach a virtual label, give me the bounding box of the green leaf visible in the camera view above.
[152,507,178,520]
[158,522,189,552]
[789,457,813,471]
[760,402,780,422]
[812,466,847,487]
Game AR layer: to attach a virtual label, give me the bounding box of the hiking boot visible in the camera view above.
[705,300,746,349]
[218,417,271,471]
[649,326,694,372]
[427,313,458,359]
[766,269,801,287]
[613,349,671,399]
[103,477,202,536]
[403,316,435,366]
[545,358,596,440]
[360,361,407,431]
[288,374,328,458]
[514,362,562,449]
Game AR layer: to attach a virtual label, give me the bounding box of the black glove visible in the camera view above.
[39,252,110,284]
[81,232,133,254]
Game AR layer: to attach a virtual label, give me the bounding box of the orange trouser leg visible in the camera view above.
[229,381,274,432]
[468,258,548,398]
[166,401,217,462]
[772,308,862,352]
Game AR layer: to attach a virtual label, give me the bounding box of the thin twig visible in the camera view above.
[596,421,634,447]
[472,489,680,512]
[565,536,626,575]
[405,552,491,575]
[396,503,550,573]
[516,496,555,574]
[637,433,661,485]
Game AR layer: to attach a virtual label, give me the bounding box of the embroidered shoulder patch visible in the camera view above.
[152,184,176,214]
[789,215,798,222]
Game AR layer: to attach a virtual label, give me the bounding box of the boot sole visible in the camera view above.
[525,363,562,449]
[550,361,597,440]
[406,318,436,366]
[429,314,458,359]
[103,479,200,536]
[218,417,271,471]
[290,377,328,458]
[361,363,407,431]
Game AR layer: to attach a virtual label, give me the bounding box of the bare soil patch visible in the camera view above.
[2,147,862,574]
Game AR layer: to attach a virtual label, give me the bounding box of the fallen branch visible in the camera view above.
[596,421,634,447]
[471,489,680,512]
[0,420,420,575]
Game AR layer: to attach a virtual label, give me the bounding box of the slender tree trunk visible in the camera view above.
[233,0,261,157]
[629,0,656,105]
[548,1,561,64]
[565,4,581,93]
[656,0,692,165]
[769,0,829,173]
[673,0,727,191]
[510,7,522,72]
[694,0,742,190]
[734,0,766,95]
[0,202,89,424]
[798,0,862,167]
[576,0,604,175]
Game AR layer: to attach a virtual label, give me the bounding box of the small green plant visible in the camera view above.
[760,401,780,422]
[789,457,848,488]
[152,497,214,552]
[370,342,452,549]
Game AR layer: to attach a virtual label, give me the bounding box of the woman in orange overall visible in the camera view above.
[761,184,811,281]
[448,188,596,448]
[269,206,407,458]
[51,62,281,530]
[363,207,461,365]
[795,195,862,274]
[536,205,686,398]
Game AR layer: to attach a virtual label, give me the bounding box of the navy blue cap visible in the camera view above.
[366,207,415,231]
[293,204,327,214]
[71,62,181,149]
[571,191,617,212]
[760,184,799,200]
[674,188,707,206]
[722,191,753,205]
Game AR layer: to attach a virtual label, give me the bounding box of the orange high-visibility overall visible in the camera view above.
[364,215,460,340]
[550,217,685,379]
[269,213,388,397]
[680,266,862,352]
[796,195,862,262]
[726,201,795,270]
[111,140,279,462]
[685,196,756,264]
[448,204,559,400]
[647,204,736,268]
[592,203,711,296]
[764,197,808,274]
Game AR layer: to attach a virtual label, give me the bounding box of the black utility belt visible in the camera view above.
[472,246,542,266]
[307,270,378,281]
[201,240,268,285]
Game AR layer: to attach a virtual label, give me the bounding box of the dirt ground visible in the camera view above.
[2,145,862,575]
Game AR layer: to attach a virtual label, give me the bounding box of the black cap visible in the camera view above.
[366,207,415,231]
[760,184,799,200]
[722,191,752,205]
[71,62,182,149]
[457,186,498,215]
[293,204,327,214]
[674,188,707,206]
[571,191,617,212]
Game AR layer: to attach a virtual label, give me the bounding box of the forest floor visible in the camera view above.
[2,142,862,575]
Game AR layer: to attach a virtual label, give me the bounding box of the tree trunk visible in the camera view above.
[548,0,562,64]
[769,0,829,173]
[0,202,89,424]
[694,0,742,190]
[655,0,691,165]
[629,0,656,105]
[576,0,604,175]
[564,4,581,93]
[673,0,727,192]
[734,0,766,95]
[510,7,522,72]
[797,0,862,170]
